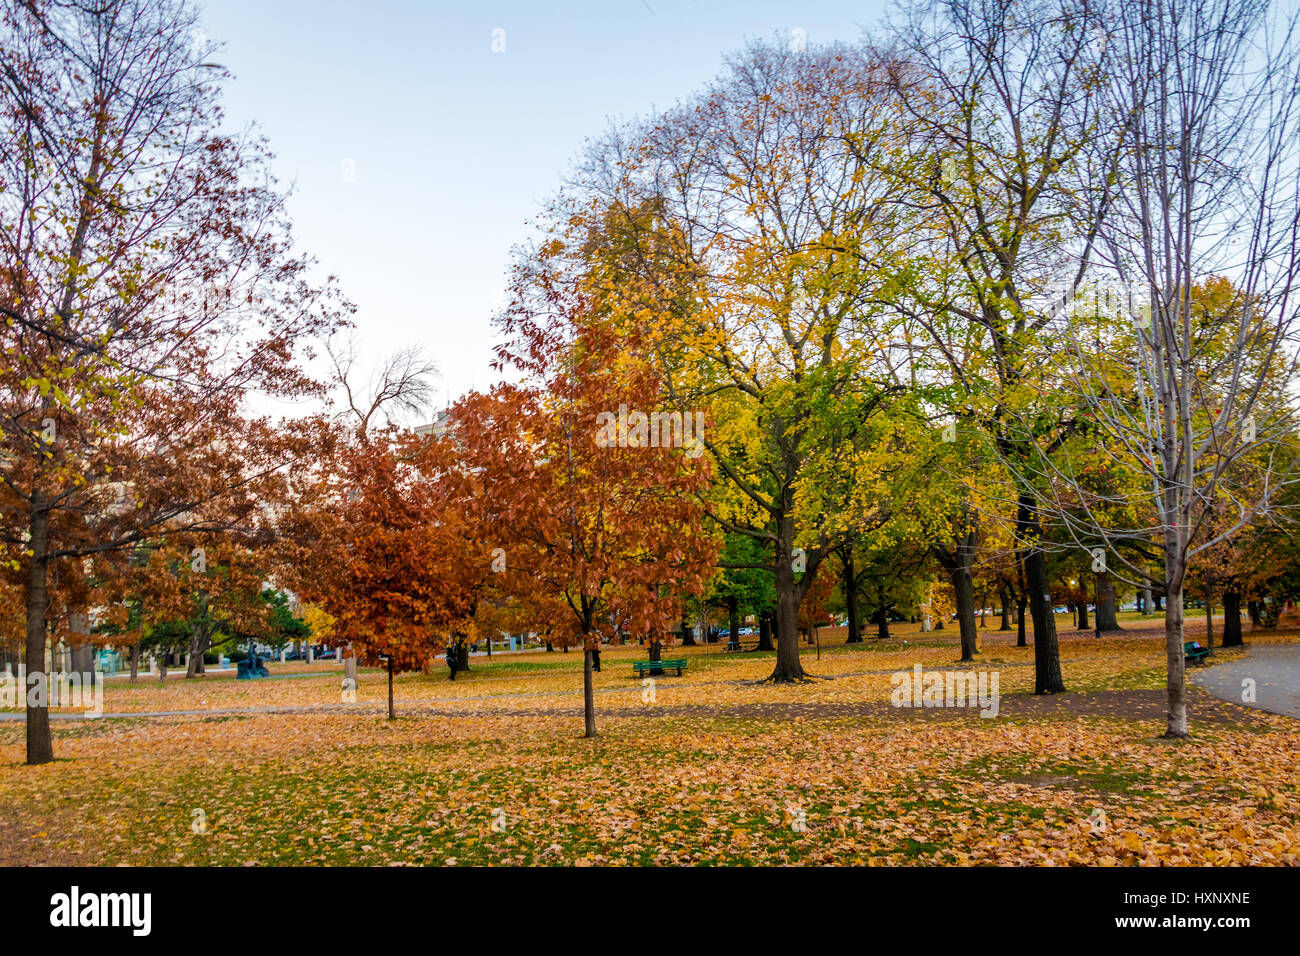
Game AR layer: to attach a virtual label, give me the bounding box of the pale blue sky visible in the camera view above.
[200,0,891,416]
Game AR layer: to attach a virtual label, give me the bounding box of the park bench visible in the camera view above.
[632,658,687,676]
[1184,641,1210,664]
[724,641,760,652]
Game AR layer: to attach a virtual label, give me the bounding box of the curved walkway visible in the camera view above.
[1192,642,1300,718]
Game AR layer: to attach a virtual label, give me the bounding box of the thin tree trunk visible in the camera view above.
[1163,585,1188,738]
[999,585,1012,631]
[582,646,596,738]
[24,499,53,765]
[387,657,394,719]
[727,596,740,649]
[129,643,139,683]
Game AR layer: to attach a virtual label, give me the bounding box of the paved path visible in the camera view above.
[1192,643,1300,718]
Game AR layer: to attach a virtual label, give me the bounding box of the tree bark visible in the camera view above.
[1247,599,1261,626]
[843,551,862,643]
[769,537,807,681]
[25,498,53,765]
[1163,585,1188,738]
[875,608,891,642]
[680,619,696,646]
[999,585,1012,630]
[1222,586,1243,647]
[951,564,978,661]
[755,611,774,651]
[1019,495,1065,693]
[1076,599,1089,631]
[727,596,740,649]
[129,643,139,683]
[1095,572,1121,631]
[185,624,207,678]
[648,639,664,675]
[582,647,596,738]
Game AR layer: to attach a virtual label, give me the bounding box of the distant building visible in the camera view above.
[413,407,452,439]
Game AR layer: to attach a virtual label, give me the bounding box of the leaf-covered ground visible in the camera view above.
[1,617,1297,866]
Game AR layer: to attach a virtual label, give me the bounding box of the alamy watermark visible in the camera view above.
[889,664,1000,717]
[594,404,705,458]
[2,670,103,717]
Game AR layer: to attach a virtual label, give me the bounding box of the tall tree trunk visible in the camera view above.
[843,551,862,643]
[1163,584,1188,738]
[1247,598,1261,626]
[951,563,978,662]
[582,646,596,738]
[1076,599,1089,631]
[1017,595,1028,647]
[25,499,53,765]
[680,619,696,646]
[1140,585,1153,616]
[727,596,740,649]
[129,643,139,683]
[999,585,1012,631]
[769,554,800,681]
[1019,495,1065,694]
[1221,586,1243,647]
[755,611,774,651]
[769,538,807,681]
[1095,572,1121,631]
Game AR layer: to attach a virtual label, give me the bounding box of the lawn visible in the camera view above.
[1,616,1297,866]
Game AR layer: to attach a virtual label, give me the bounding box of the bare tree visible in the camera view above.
[1010,0,1300,737]
[325,334,439,443]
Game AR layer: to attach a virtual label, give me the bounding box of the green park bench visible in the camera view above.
[1184,641,1210,664]
[632,658,687,677]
